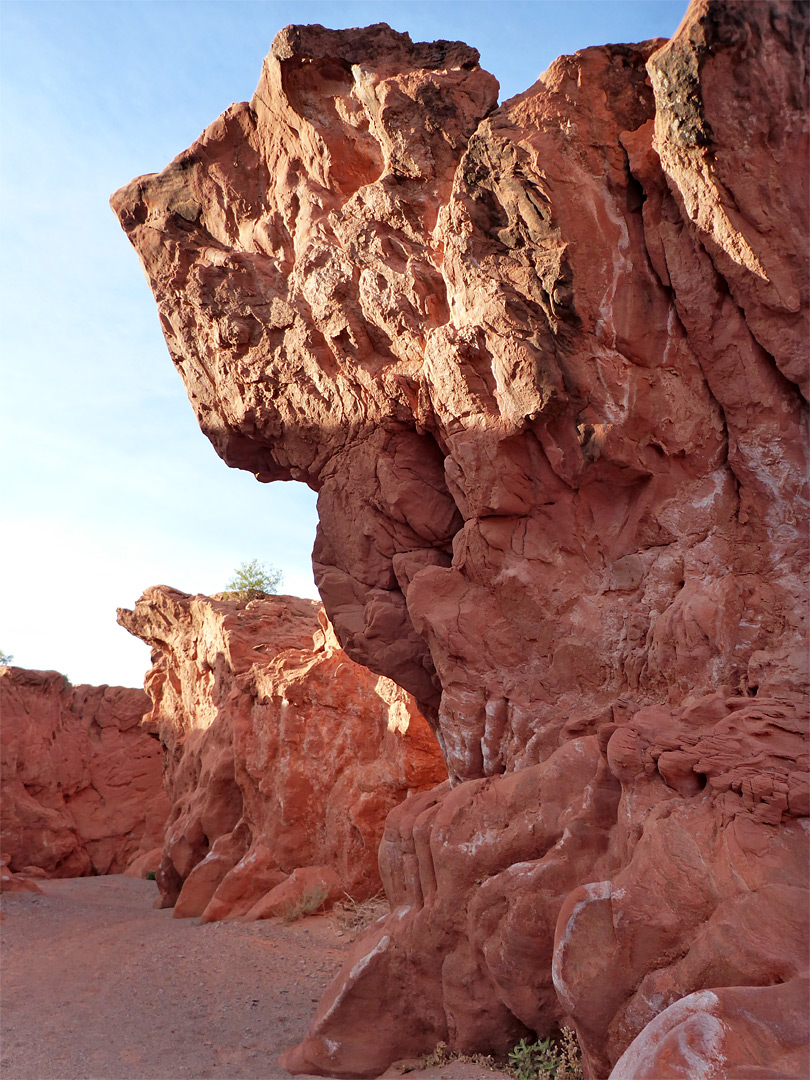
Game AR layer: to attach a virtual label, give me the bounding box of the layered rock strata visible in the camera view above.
[113,1,809,1076]
[0,667,168,876]
[117,587,446,921]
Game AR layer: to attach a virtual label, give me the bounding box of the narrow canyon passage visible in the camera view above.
[0,877,511,1080]
[0,876,343,1080]
[1,876,345,1080]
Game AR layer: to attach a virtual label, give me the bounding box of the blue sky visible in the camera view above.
[0,0,685,687]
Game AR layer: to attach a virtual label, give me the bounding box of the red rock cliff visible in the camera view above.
[112,2,809,1077]
[117,587,446,921]
[0,667,168,877]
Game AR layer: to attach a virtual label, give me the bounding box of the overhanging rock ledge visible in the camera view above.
[112,3,809,1076]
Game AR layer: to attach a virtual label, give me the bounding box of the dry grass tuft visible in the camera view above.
[281,884,330,923]
[419,1041,499,1071]
[331,892,390,939]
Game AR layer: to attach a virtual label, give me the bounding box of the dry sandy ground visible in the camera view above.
[0,875,510,1080]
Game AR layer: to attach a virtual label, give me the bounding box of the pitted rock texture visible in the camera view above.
[0,667,168,877]
[113,1,809,1076]
[117,587,446,921]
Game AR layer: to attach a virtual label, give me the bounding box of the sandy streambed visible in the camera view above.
[0,875,511,1080]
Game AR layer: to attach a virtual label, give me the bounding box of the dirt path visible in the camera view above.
[0,876,511,1080]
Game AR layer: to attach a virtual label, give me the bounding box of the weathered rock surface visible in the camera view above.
[0,667,168,877]
[0,856,44,894]
[117,587,446,921]
[113,1,809,1076]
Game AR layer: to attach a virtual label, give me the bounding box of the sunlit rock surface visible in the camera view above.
[113,1,809,1075]
[0,667,168,877]
[117,587,446,921]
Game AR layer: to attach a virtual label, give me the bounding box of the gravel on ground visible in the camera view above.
[0,875,511,1080]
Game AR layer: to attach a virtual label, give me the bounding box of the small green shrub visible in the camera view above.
[509,1037,555,1080]
[419,1028,582,1079]
[225,559,283,596]
[508,1029,582,1080]
[146,870,156,881]
[282,884,330,923]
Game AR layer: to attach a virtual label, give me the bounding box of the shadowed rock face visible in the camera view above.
[0,667,168,877]
[113,2,809,1077]
[117,587,446,922]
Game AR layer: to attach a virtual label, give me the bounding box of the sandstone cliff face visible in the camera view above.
[113,1,809,1076]
[117,587,446,921]
[0,667,168,877]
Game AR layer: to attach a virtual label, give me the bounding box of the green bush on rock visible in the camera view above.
[219,559,283,601]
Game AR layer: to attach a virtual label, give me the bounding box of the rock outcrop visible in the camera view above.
[117,587,446,921]
[0,856,44,894]
[0,667,168,877]
[113,1,809,1076]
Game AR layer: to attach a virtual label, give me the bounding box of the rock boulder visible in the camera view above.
[117,587,446,920]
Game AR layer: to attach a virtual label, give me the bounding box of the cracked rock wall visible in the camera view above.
[113,1,808,1076]
[117,587,446,921]
[0,667,168,877]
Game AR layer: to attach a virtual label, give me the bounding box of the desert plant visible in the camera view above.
[509,1037,556,1080]
[556,1029,583,1079]
[281,884,330,923]
[420,1042,497,1071]
[225,559,283,597]
[508,1029,582,1080]
[420,1029,582,1079]
[0,649,13,665]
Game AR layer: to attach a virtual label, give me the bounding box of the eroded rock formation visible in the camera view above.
[117,587,445,921]
[113,1,809,1076]
[0,667,168,876]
